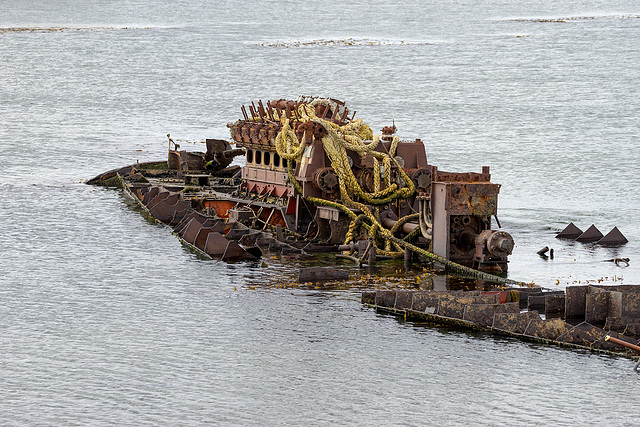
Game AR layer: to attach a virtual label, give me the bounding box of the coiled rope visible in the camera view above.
[274,100,527,286]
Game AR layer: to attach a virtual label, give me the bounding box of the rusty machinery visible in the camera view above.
[226,96,513,272]
[430,171,514,273]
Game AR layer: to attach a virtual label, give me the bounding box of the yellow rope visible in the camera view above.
[275,102,416,256]
[273,100,525,285]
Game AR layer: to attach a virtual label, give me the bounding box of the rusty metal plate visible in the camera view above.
[493,311,541,334]
[375,291,397,308]
[222,240,256,261]
[446,182,500,216]
[317,206,340,222]
[149,199,189,223]
[523,318,571,340]
[181,219,204,244]
[146,191,170,209]
[194,228,214,251]
[204,232,229,257]
[142,186,161,205]
[556,322,606,346]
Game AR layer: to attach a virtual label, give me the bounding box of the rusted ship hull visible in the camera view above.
[89,97,518,279]
[88,97,640,365]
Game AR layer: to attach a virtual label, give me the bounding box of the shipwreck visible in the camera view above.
[88,96,640,365]
[88,96,514,279]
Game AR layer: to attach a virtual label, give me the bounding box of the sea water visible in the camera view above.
[1,0,639,424]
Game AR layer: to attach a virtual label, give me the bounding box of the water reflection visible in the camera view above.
[239,252,522,292]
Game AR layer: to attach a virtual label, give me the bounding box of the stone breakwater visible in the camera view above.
[362,285,640,358]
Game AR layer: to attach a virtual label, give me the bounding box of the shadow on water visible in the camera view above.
[241,252,518,292]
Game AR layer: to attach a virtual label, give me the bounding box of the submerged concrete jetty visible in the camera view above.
[362,285,640,359]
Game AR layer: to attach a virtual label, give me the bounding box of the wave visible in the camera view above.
[0,27,151,34]
[260,38,435,48]
[502,14,640,23]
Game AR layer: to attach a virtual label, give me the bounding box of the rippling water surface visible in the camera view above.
[1,0,639,424]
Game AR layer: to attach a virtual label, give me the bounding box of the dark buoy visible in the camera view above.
[575,224,604,243]
[597,227,628,246]
[556,222,583,239]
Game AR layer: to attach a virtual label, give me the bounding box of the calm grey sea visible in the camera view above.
[1,0,639,425]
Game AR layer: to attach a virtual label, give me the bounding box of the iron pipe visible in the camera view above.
[605,335,640,353]
[380,217,419,234]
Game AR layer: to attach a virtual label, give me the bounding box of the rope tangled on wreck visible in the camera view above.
[274,100,527,287]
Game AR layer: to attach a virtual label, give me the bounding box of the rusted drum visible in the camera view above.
[313,167,339,194]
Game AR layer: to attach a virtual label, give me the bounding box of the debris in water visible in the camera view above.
[597,226,628,246]
[556,222,582,239]
[575,224,604,243]
[260,38,434,48]
[0,26,151,34]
